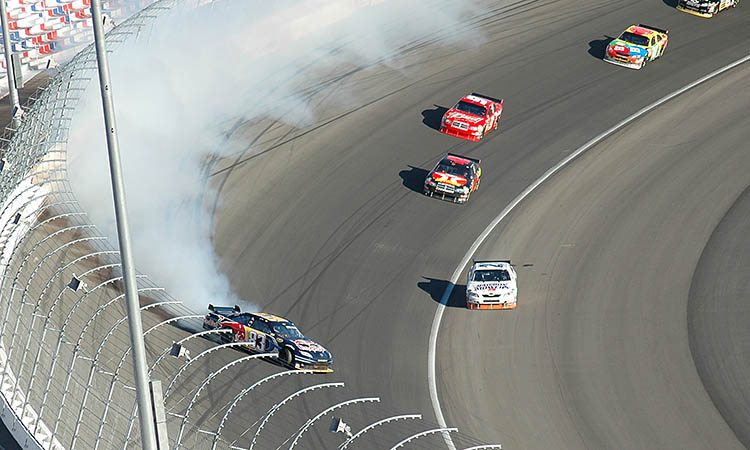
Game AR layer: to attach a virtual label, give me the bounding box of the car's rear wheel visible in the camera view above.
[280,347,294,367]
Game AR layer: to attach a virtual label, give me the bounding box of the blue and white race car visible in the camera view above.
[203,305,333,373]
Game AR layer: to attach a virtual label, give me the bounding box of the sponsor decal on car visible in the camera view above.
[432,172,467,186]
[446,111,484,123]
[294,340,326,352]
[473,282,510,291]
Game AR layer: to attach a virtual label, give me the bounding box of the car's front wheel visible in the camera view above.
[280,347,295,367]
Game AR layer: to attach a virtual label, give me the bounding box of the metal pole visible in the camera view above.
[89,1,158,449]
[339,415,422,449]
[288,398,380,450]
[248,383,345,450]
[390,428,458,450]
[0,0,23,126]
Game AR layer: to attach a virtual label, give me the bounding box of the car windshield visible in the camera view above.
[618,32,649,47]
[454,101,486,117]
[435,163,470,179]
[473,269,510,282]
[272,323,304,339]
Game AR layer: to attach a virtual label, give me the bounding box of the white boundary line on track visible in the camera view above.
[428,53,750,450]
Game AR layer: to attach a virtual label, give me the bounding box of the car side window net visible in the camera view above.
[235,315,251,326]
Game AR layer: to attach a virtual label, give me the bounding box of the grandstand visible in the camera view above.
[1,0,154,97]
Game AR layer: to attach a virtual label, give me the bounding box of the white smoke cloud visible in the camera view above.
[67,0,487,312]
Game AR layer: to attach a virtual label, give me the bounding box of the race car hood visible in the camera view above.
[467,281,514,294]
[431,171,468,187]
[607,40,647,58]
[444,109,485,125]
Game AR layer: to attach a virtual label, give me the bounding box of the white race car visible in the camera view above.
[466,260,517,309]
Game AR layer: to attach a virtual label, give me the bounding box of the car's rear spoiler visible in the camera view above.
[447,153,481,164]
[473,259,511,264]
[208,304,240,314]
[638,24,668,34]
[471,92,504,105]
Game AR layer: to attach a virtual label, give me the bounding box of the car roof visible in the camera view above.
[472,261,512,270]
[626,25,657,37]
[460,94,491,107]
[445,154,473,166]
[251,312,290,323]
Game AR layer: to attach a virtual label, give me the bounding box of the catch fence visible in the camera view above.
[0,0,500,448]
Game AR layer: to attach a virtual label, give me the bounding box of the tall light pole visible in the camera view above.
[0,0,23,127]
[89,1,158,449]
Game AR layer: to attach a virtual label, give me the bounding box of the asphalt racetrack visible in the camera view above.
[202,0,750,448]
[437,62,750,449]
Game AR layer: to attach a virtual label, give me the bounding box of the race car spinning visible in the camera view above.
[603,24,668,70]
[203,305,333,373]
[423,153,481,204]
[440,93,503,141]
[466,260,518,310]
[677,0,740,18]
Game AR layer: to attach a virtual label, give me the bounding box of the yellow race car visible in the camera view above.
[603,24,669,70]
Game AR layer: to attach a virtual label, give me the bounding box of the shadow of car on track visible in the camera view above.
[399,165,429,193]
[588,35,615,60]
[662,0,678,7]
[421,105,448,131]
[418,277,467,308]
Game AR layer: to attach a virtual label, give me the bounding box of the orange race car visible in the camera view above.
[423,153,481,204]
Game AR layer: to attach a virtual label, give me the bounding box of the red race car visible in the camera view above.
[440,93,503,141]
